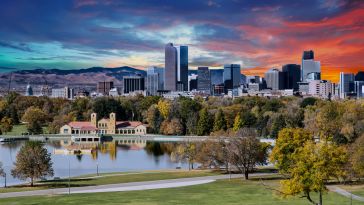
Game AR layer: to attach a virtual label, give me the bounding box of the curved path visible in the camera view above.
[0,174,253,199]
[327,186,364,202]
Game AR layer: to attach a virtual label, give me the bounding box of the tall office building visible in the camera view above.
[123,76,145,94]
[282,64,301,90]
[265,69,285,90]
[164,43,188,92]
[308,80,334,98]
[301,50,320,82]
[210,69,224,85]
[25,84,33,96]
[146,67,164,96]
[197,67,211,93]
[223,64,241,93]
[354,81,364,98]
[302,50,314,60]
[188,74,198,91]
[339,72,355,99]
[355,71,364,81]
[97,81,114,95]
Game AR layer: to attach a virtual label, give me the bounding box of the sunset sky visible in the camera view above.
[0,0,364,82]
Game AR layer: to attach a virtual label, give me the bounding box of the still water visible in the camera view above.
[0,139,186,186]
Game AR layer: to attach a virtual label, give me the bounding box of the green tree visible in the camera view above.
[270,114,286,139]
[350,134,364,178]
[197,108,212,136]
[92,97,123,120]
[271,128,347,205]
[21,107,47,134]
[0,117,13,134]
[213,109,227,132]
[11,141,53,187]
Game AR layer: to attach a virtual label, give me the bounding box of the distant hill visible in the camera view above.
[0,66,147,88]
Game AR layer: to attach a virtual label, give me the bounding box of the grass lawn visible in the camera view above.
[0,177,362,205]
[2,124,49,135]
[0,170,218,193]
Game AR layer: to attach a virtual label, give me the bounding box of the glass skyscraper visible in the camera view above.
[164,43,188,92]
[301,50,320,82]
[223,64,240,93]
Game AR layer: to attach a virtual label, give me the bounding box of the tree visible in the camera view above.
[146,104,163,133]
[171,142,198,170]
[0,162,4,177]
[186,113,198,135]
[157,99,171,119]
[197,108,212,136]
[196,137,228,171]
[233,114,243,131]
[280,141,347,205]
[92,97,123,120]
[270,128,347,205]
[160,118,183,135]
[227,128,269,179]
[350,134,364,178]
[213,109,227,132]
[11,141,53,187]
[0,117,13,134]
[270,114,286,139]
[21,107,48,134]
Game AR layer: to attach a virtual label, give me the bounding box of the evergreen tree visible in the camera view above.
[197,108,212,136]
[213,109,227,132]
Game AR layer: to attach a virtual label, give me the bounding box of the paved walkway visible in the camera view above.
[327,186,364,202]
[0,174,252,199]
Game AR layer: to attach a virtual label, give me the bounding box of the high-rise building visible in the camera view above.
[301,50,320,82]
[123,76,145,94]
[339,72,355,99]
[223,64,241,93]
[164,43,188,92]
[197,67,211,93]
[51,86,74,99]
[302,50,314,60]
[25,84,33,96]
[188,74,198,91]
[265,69,285,90]
[210,69,224,85]
[282,64,301,90]
[355,71,364,81]
[146,67,164,96]
[97,81,114,95]
[240,73,247,85]
[354,81,364,98]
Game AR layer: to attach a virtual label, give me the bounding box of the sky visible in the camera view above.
[0,0,364,82]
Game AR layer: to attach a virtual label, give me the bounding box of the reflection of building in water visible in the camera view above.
[100,142,117,160]
[60,113,147,135]
[115,138,147,150]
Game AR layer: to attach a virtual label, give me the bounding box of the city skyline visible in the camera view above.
[0,0,364,83]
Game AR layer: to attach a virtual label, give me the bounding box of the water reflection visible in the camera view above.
[0,139,188,186]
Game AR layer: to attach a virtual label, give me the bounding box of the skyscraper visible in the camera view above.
[282,64,301,90]
[223,64,240,93]
[301,50,320,82]
[97,81,114,95]
[355,71,364,81]
[265,68,285,90]
[123,76,145,94]
[146,67,164,96]
[164,43,188,92]
[339,72,355,99]
[197,67,211,93]
[354,81,364,98]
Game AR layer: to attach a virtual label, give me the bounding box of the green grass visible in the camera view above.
[0,178,362,205]
[0,170,218,193]
[3,124,27,135]
[2,124,49,135]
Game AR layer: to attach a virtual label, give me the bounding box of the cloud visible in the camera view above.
[0,41,33,52]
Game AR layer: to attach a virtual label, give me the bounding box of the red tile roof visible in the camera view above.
[68,122,97,131]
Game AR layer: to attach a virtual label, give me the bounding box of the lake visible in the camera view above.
[0,138,187,186]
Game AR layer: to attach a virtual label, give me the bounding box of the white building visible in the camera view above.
[146,67,164,96]
[51,86,74,99]
[308,80,334,98]
[109,88,119,97]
